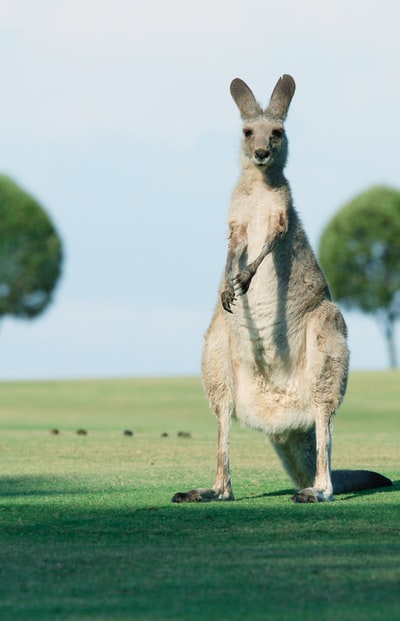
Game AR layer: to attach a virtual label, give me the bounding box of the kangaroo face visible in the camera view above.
[230,75,295,172]
[241,118,286,169]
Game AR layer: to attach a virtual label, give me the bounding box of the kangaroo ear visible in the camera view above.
[266,74,296,120]
[230,78,262,119]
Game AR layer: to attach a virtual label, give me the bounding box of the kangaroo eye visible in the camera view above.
[243,128,253,138]
[272,128,283,139]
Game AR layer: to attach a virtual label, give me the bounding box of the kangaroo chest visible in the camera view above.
[226,185,319,387]
[228,187,290,347]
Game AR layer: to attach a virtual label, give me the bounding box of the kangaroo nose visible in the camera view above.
[255,149,270,160]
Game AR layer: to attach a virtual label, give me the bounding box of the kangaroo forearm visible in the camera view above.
[226,224,247,276]
[234,212,287,295]
[246,231,279,273]
[221,223,248,312]
[253,210,288,270]
[224,246,240,285]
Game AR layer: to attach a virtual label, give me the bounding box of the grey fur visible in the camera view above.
[172,75,392,504]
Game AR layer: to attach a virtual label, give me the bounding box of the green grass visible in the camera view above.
[0,372,399,620]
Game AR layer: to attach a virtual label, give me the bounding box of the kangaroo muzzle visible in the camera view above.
[254,148,270,165]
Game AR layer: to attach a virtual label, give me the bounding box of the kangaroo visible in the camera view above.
[173,75,392,503]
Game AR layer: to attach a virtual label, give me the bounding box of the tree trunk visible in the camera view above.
[382,315,397,369]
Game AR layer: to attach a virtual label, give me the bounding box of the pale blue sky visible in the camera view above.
[0,0,399,379]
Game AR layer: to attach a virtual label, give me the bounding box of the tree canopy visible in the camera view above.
[318,185,400,368]
[0,175,63,320]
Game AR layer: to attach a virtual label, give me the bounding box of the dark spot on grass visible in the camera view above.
[177,431,192,439]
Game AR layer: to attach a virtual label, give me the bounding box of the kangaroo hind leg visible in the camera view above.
[273,413,335,504]
[172,318,235,503]
[292,303,348,503]
[172,400,234,503]
[272,428,318,501]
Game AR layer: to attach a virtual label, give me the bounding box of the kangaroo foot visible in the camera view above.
[172,487,234,503]
[292,487,334,503]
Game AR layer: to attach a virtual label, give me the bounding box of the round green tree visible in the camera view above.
[0,175,63,320]
[319,185,400,368]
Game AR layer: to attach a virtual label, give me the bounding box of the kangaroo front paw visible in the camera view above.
[221,288,236,313]
[234,268,254,295]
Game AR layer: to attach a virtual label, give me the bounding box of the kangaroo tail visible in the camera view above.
[332,469,393,494]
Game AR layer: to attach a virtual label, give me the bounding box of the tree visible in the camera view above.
[0,175,63,321]
[318,185,400,369]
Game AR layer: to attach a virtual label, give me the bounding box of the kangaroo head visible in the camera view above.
[230,75,295,171]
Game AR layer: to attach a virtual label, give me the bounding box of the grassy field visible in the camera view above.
[0,372,399,620]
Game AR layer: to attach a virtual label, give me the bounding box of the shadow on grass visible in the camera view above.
[237,481,398,502]
[0,475,99,497]
[0,474,399,620]
[236,488,294,501]
[343,479,400,500]
[3,474,396,502]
